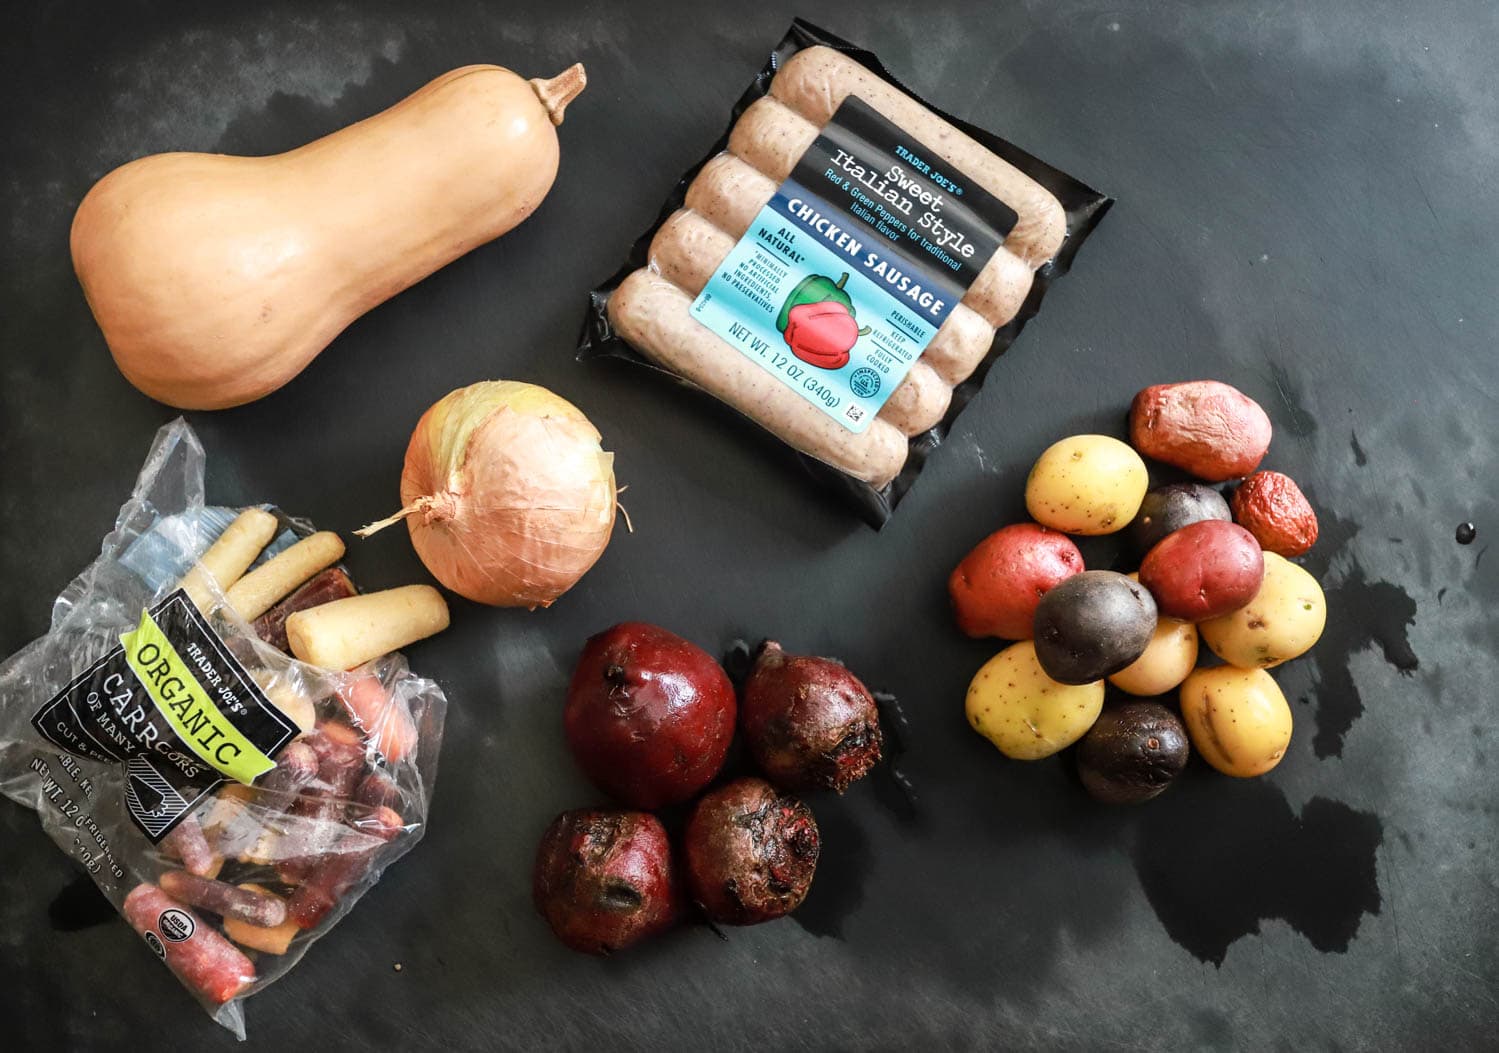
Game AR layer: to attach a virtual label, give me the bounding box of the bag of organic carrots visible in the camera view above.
[0,420,450,1037]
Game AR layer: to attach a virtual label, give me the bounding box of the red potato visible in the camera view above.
[740,642,882,793]
[1232,471,1319,556]
[1130,381,1272,481]
[948,524,1084,640]
[683,778,820,925]
[533,809,680,955]
[564,623,735,809]
[1139,520,1265,621]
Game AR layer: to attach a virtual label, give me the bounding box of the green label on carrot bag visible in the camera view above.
[690,97,1017,433]
[30,589,297,842]
[119,606,279,785]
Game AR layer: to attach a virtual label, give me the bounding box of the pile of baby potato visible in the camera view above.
[952,381,1325,803]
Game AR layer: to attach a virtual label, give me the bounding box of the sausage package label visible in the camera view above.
[30,589,296,843]
[691,97,1017,433]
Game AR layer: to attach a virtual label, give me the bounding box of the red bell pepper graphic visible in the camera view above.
[784,300,870,370]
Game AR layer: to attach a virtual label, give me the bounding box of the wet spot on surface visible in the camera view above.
[1134,783,1382,964]
[1350,430,1368,466]
[1311,572,1418,756]
[1300,505,1419,757]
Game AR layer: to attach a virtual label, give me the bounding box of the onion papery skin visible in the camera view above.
[399,381,617,608]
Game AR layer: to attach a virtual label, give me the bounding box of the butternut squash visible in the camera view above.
[70,63,586,410]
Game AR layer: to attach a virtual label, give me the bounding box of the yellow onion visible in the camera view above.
[360,381,617,608]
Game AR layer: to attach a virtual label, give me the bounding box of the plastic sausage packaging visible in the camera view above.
[582,20,1111,526]
[0,422,448,1037]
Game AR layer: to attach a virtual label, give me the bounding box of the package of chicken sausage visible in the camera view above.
[0,421,449,1037]
[581,18,1111,527]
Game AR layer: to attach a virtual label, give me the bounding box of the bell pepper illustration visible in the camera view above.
[776,272,856,333]
[784,300,871,370]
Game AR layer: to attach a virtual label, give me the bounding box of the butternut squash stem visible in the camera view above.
[530,63,587,126]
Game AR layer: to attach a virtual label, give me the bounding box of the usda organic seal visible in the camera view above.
[158,908,195,943]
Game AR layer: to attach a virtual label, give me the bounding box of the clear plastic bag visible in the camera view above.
[0,420,446,1037]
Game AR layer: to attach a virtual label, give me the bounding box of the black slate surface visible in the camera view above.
[2,1,1495,1049]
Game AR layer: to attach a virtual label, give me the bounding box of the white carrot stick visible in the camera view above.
[225,531,345,621]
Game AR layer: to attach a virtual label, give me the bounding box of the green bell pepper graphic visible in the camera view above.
[776,272,856,333]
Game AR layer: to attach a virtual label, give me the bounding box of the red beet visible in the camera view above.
[565,622,736,809]
[532,809,680,955]
[683,778,820,925]
[740,642,882,793]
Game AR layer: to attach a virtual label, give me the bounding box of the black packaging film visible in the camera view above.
[580,18,1112,527]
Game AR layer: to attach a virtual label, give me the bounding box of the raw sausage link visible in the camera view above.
[608,268,909,487]
[769,46,1068,266]
[686,152,996,385]
[724,100,1033,329]
[648,209,951,435]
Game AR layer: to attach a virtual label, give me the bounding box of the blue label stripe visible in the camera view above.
[689,97,1005,436]
[692,199,942,433]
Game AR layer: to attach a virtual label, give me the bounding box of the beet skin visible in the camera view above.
[565,622,736,809]
[684,778,820,925]
[741,642,882,793]
[533,809,680,955]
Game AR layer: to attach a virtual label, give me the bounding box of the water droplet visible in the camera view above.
[1456,522,1477,545]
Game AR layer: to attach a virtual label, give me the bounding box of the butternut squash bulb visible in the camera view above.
[70,63,586,410]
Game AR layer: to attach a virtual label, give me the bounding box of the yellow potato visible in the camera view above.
[1179,666,1292,777]
[965,640,1105,760]
[1108,617,1198,696]
[1024,435,1148,535]
[1199,552,1326,669]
